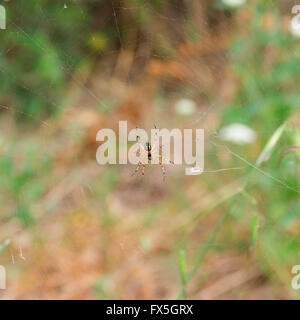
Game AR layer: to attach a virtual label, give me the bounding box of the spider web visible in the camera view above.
[0,0,299,252]
[1,0,300,302]
[0,0,299,187]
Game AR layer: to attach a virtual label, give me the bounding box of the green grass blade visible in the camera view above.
[187,202,233,282]
[0,239,10,254]
[178,249,187,286]
[177,199,236,299]
[178,249,188,299]
[177,199,234,299]
[256,121,288,166]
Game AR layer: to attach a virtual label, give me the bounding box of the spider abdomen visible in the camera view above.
[145,142,152,161]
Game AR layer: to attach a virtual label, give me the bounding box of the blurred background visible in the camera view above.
[0,0,300,299]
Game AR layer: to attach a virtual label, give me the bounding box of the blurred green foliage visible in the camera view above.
[0,0,90,121]
[0,141,52,226]
[218,2,300,294]
[225,3,300,131]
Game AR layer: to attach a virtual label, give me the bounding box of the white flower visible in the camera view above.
[219,123,257,145]
[222,0,246,8]
[290,18,300,38]
[175,99,196,116]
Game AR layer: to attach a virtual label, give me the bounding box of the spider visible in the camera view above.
[132,126,173,181]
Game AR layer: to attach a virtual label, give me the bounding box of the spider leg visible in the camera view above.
[158,157,166,181]
[151,139,173,165]
[158,154,174,165]
[150,125,160,153]
[132,161,142,176]
[139,143,148,153]
[142,163,145,176]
